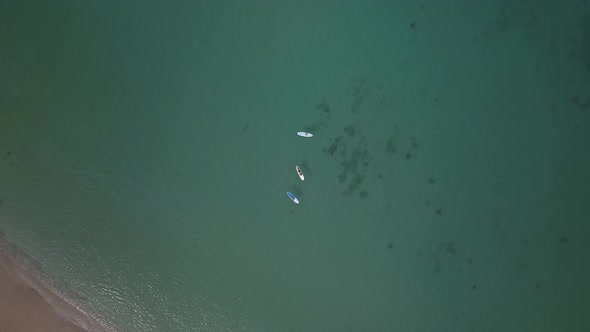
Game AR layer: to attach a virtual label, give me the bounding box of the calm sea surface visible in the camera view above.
[1,1,589,331]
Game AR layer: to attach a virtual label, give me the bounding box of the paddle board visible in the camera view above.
[287,192,300,204]
[296,166,304,181]
[297,132,313,138]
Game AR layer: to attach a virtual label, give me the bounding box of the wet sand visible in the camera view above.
[0,250,106,332]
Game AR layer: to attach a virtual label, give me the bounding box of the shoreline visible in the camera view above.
[0,238,111,332]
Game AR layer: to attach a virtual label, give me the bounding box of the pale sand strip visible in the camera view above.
[0,248,110,332]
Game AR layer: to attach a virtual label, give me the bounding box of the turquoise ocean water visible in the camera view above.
[1,1,589,331]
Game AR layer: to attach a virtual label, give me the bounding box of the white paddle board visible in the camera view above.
[296,166,304,181]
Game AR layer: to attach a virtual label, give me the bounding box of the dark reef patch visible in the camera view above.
[343,125,356,137]
[431,241,476,276]
[348,78,369,114]
[300,160,313,176]
[386,125,399,155]
[303,124,319,134]
[411,135,419,149]
[323,130,371,198]
[446,242,456,255]
[571,95,590,111]
[571,95,580,104]
[343,174,365,197]
[433,254,441,274]
[315,77,405,198]
[292,186,304,198]
[316,97,331,115]
[323,136,344,158]
[338,173,346,183]
[559,235,568,244]
[302,97,333,135]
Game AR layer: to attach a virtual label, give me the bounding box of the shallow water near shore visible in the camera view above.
[0,242,107,332]
[1,1,590,331]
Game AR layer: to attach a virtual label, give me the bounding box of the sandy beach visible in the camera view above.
[0,248,106,332]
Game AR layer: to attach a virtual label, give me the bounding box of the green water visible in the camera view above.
[1,1,589,331]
